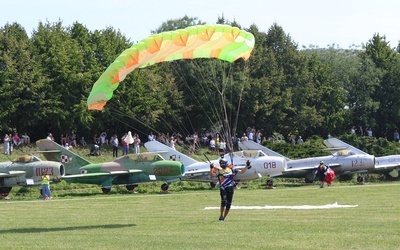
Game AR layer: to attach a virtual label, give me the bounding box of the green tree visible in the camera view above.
[364,34,400,136]
[152,15,203,34]
[0,22,45,134]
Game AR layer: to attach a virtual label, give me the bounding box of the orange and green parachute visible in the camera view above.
[87,24,255,110]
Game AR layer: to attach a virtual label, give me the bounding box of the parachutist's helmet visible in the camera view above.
[219,158,228,168]
[320,161,324,165]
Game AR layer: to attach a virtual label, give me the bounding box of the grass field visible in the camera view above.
[1,182,399,250]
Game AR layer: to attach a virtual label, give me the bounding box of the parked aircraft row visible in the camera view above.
[0,138,399,199]
[240,138,399,181]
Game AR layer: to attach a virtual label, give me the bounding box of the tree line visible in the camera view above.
[1,15,400,143]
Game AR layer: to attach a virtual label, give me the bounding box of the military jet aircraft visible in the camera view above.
[144,140,287,187]
[323,138,399,179]
[239,139,376,183]
[0,154,65,199]
[36,139,185,193]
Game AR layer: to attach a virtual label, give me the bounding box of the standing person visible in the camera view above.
[46,133,54,141]
[297,136,304,144]
[100,132,108,146]
[255,130,262,144]
[134,134,141,154]
[148,131,155,142]
[394,129,400,142]
[110,134,119,157]
[22,132,30,145]
[218,139,226,154]
[121,133,129,155]
[315,161,328,188]
[209,137,216,154]
[3,134,10,155]
[209,158,251,221]
[170,136,177,150]
[41,174,51,200]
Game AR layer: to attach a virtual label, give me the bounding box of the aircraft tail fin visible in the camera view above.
[36,139,91,175]
[238,140,292,161]
[323,138,370,155]
[144,141,199,166]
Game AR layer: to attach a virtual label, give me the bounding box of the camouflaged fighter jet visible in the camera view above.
[36,139,185,193]
[0,154,65,199]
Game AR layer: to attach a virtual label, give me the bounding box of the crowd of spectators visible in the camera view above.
[4,124,400,156]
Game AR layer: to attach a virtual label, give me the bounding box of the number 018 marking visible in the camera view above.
[264,162,277,169]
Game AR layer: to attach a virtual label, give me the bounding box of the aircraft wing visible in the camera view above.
[282,162,341,174]
[0,171,26,177]
[374,163,400,170]
[284,165,316,172]
[185,169,210,175]
[62,170,143,178]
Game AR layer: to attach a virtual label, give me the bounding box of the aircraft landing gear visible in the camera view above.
[161,183,169,192]
[0,187,11,199]
[101,187,111,194]
[126,184,138,191]
[266,179,274,189]
[305,171,315,184]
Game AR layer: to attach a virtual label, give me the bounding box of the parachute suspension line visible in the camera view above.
[193,59,233,147]
[108,103,160,136]
[166,61,208,138]
[232,60,251,144]
[170,61,221,130]
[187,59,237,153]
[193,60,228,128]
[220,64,235,153]
[104,68,165,136]
[112,66,191,139]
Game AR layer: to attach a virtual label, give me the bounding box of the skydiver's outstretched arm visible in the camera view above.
[237,160,252,174]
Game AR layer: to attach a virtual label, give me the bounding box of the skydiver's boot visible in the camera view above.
[219,206,225,221]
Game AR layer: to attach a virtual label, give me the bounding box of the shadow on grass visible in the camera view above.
[56,192,106,198]
[0,224,136,234]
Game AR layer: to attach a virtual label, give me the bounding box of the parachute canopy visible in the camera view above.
[87,24,255,110]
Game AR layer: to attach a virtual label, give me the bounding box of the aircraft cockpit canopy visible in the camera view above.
[241,150,267,158]
[129,153,165,162]
[12,155,38,163]
[333,150,355,156]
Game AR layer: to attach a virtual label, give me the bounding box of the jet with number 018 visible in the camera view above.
[36,139,185,193]
[0,154,65,199]
[144,140,287,187]
[239,139,376,183]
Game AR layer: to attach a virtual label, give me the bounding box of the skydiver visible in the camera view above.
[315,161,328,188]
[210,158,251,221]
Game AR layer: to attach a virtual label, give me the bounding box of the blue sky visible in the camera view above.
[1,0,399,48]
